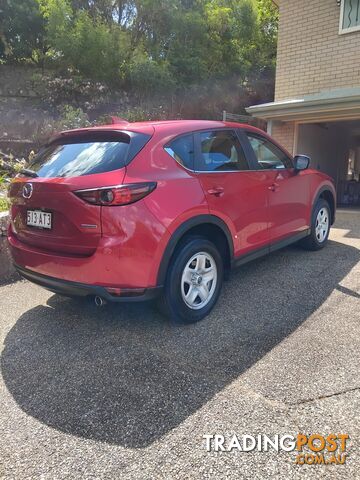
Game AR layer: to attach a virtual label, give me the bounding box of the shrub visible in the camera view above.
[33,72,110,111]
[39,0,130,84]
[112,105,169,123]
[56,105,90,130]
[127,53,176,98]
[0,156,26,211]
[0,197,9,213]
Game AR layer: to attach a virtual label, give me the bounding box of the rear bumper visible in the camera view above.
[15,264,162,302]
[8,215,170,289]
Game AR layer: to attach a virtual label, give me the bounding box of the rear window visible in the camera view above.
[30,132,150,178]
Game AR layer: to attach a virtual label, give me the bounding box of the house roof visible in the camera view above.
[246,88,360,123]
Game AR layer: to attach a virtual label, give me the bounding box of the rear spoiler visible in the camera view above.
[47,128,131,146]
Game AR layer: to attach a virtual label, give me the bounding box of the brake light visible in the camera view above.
[74,182,157,206]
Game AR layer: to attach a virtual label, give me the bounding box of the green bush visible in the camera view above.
[56,105,90,130]
[0,197,9,213]
[113,105,168,123]
[39,0,130,84]
[127,53,176,98]
[33,73,110,110]
[0,174,9,212]
[37,104,91,142]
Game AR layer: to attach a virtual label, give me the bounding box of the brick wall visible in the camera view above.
[272,121,295,154]
[275,0,360,100]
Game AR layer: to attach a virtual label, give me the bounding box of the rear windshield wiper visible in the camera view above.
[20,168,38,178]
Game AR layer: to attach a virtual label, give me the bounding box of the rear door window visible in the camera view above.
[29,132,150,178]
[195,130,249,172]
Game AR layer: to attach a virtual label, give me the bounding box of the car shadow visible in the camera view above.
[1,240,359,448]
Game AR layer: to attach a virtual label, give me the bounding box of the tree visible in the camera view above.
[248,0,279,102]
[0,0,46,63]
[1,0,279,111]
[255,0,279,72]
[38,0,130,82]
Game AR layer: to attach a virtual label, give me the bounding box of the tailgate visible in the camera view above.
[9,173,123,256]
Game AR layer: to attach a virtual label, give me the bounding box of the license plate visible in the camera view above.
[26,210,52,229]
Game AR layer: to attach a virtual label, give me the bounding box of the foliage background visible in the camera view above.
[0,0,278,124]
[0,0,278,210]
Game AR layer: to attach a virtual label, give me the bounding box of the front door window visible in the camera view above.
[246,133,293,170]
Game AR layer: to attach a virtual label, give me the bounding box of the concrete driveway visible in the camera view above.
[0,210,359,479]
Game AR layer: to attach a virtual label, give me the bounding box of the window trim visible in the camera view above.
[339,0,360,35]
[163,128,252,174]
[163,132,195,172]
[194,128,251,173]
[243,130,294,171]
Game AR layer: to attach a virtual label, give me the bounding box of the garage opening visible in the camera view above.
[297,121,360,207]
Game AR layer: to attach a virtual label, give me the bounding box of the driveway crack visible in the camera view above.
[295,386,360,405]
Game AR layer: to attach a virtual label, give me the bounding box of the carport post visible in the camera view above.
[293,123,299,156]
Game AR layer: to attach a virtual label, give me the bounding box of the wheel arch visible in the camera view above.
[314,185,336,225]
[157,215,234,285]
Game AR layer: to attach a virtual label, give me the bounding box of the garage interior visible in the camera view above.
[297,120,360,206]
[246,89,360,208]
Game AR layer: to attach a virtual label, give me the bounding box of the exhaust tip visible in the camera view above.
[94,295,106,307]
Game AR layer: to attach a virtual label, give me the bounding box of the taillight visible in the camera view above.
[74,182,157,206]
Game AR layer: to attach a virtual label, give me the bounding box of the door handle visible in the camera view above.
[268,183,280,192]
[208,187,224,197]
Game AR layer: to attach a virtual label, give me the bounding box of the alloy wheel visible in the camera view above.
[181,252,218,310]
[315,207,329,243]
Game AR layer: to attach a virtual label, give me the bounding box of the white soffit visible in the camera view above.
[246,88,360,123]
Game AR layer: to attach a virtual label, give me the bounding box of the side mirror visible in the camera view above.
[294,154,310,171]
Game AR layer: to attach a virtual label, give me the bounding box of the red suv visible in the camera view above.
[8,120,336,323]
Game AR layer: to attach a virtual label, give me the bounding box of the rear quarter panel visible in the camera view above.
[124,127,210,233]
[116,127,212,285]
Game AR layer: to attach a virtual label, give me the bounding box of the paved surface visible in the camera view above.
[0,209,359,479]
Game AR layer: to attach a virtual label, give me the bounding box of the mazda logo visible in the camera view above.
[22,183,33,199]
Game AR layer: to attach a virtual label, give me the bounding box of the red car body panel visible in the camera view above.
[266,168,310,243]
[199,171,269,256]
[9,198,170,288]
[123,129,210,234]
[8,120,336,299]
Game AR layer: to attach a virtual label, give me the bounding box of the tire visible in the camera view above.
[158,237,224,324]
[299,198,331,251]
